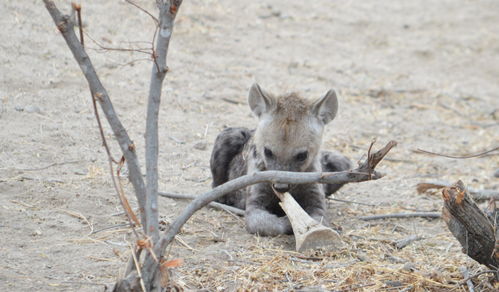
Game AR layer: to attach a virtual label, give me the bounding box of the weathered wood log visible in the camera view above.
[275,192,343,252]
[441,180,499,270]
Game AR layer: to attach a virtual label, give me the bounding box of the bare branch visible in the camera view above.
[359,212,441,221]
[413,145,499,159]
[145,0,183,244]
[43,0,147,230]
[84,32,153,55]
[327,197,376,207]
[158,192,245,216]
[125,0,159,24]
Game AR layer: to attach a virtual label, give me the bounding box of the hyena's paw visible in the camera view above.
[246,209,292,236]
[320,150,353,196]
[278,216,293,235]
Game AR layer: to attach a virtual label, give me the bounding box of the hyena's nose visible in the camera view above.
[273,183,290,193]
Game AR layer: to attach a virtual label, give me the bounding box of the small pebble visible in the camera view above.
[402,262,416,272]
[74,170,88,176]
[385,280,403,287]
[193,141,207,151]
[494,168,499,178]
[15,105,24,112]
[25,105,41,113]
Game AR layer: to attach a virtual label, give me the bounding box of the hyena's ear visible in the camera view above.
[311,89,339,125]
[248,83,274,118]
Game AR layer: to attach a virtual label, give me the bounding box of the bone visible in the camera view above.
[275,191,344,252]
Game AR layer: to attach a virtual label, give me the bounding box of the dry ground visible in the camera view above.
[1,0,498,291]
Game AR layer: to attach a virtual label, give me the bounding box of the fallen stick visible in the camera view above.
[359,212,441,221]
[158,192,245,216]
[275,191,343,252]
[393,235,423,249]
[417,181,499,201]
[327,197,376,207]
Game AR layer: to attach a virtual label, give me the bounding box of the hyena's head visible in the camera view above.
[248,83,339,192]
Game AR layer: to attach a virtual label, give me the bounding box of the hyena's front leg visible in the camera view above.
[245,183,292,236]
[320,150,353,196]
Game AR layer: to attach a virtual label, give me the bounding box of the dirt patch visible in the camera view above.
[1,0,498,291]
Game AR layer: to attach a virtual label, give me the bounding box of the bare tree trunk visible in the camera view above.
[145,0,182,245]
[43,1,183,291]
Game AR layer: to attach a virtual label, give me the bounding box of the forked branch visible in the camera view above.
[141,140,397,279]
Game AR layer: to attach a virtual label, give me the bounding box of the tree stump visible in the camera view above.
[441,180,499,270]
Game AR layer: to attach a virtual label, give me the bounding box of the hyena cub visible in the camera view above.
[210,84,352,236]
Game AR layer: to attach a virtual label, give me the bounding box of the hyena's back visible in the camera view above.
[210,127,252,209]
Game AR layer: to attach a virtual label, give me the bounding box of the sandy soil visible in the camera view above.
[1,0,498,291]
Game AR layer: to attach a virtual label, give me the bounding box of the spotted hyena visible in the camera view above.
[210,84,352,236]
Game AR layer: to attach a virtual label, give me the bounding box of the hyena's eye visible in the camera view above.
[264,147,274,159]
[295,151,308,162]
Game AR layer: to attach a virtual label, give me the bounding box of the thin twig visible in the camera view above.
[393,235,423,249]
[459,266,475,292]
[71,3,84,47]
[125,0,159,24]
[417,180,499,201]
[414,146,499,159]
[84,31,152,55]
[58,209,94,233]
[90,223,132,235]
[359,212,441,221]
[91,90,141,238]
[90,91,119,164]
[366,138,376,180]
[327,197,376,207]
[159,192,245,216]
[128,242,147,292]
[14,160,81,171]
